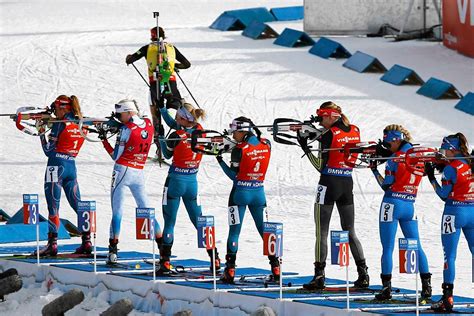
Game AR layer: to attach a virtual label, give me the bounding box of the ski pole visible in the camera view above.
[131,63,150,88]
[175,69,201,109]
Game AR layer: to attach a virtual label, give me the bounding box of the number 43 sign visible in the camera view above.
[77,201,96,233]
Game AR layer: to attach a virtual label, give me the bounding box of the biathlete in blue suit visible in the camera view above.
[36,95,87,256]
[370,125,431,301]
[426,133,474,312]
[157,102,221,274]
[216,117,280,284]
[101,99,161,264]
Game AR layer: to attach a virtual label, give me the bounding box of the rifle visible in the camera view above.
[0,106,54,136]
[190,129,237,156]
[266,116,325,147]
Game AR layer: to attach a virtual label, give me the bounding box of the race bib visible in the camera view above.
[442,215,456,235]
[380,202,394,222]
[111,170,120,188]
[162,187,168,206]
[315,185,327,205]
[228,206,240,226]
[45,166,59,183]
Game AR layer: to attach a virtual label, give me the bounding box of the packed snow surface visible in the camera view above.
[1,0,473,314]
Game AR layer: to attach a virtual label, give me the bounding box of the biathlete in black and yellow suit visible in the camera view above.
[157,102,221,275]
[297,101,369,290]
[126,26,191,149]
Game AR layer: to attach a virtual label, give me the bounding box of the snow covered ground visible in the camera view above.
[1,0,473,314]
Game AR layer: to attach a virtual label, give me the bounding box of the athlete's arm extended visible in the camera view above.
[303,132,331,172]
[218,147,241,180]
[159,131,180,160]
[40,122,64,157]
[159,108,179,130]
[126,45,148,64]
[373,159,396,191]
[429,165,455,201]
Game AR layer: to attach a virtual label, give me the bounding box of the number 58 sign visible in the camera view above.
[77,201,96,233]
[399,238,418,274]
[136,208,155,240]
[263,222,283,257]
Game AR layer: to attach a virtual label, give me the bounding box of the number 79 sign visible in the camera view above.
[136,208,155,240]
[263,222,283,257]
[399,238,418,274]
[77,201,96,233]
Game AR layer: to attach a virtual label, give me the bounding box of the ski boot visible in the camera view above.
[74,232,92,255]
[375,274,392,300]
[420,273,432,301]
[303,262,326,290]
[157,244,172,276]
[207,248,221,272]
[268,256,280,282]
[431,283,454,312]
[34,233,58,257]
[354,259,370,288]
[107,238,118,264]
[220,254,236,284]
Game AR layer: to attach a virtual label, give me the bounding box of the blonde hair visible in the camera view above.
[182,102,205,122]
[383,124,413,143]
[55,95,83,119]
[319,101,350,126]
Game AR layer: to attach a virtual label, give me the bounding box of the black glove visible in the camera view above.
[297,132,309,151]
[369,159,378,171]
[216,154,223,163]
[375,139,392,157]
[98,129,107,141]
[125,54,133,65]
[425,162,436,181]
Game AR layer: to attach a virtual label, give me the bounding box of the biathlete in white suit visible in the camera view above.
[101,99,163,264]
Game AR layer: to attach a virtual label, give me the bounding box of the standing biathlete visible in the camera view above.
[370,125,431,300]
[101,99,162,264]
[216,117,280,284]
[157,102,221,274]
[425,133,474,312]
[37,95,87,256]
[297,101,369,290]
[126,26,191,155]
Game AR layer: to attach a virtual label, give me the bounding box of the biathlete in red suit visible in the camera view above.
[427,133,474,312]
[216,117,280,284]
[36,95,87,256]
[370,125,431,301]
[297,101,369,290]
[157,102,220,274]
[101,99,162,264]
